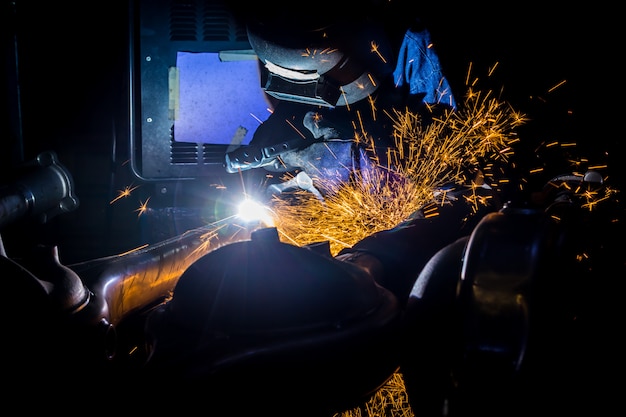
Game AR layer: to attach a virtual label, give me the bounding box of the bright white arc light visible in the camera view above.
[237,198,274,226]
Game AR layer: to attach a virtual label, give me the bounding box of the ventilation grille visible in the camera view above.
[170,127,227,165]
[169,0,247,42]
[170,136,198,164]
[202,143,228,164]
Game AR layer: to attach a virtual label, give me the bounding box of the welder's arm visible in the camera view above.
[224,111,342,173]
[224,137,306,173]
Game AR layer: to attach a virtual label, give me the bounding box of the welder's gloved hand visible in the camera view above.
[280,140,377,194]
[276,110,344,172]
[303,111,341,140]
[270,110,365,193]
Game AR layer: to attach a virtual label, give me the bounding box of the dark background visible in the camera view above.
[2,1,621,264]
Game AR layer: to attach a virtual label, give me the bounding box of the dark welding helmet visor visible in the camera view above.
[246,16,393,107]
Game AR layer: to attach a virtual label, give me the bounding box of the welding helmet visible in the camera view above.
[245,7,394,107]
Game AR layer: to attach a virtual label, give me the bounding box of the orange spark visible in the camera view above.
[285,118,307,139]
[135,197,151,217]
[548,80,567,93]
[370,41,387,63]
[110,184,140,204]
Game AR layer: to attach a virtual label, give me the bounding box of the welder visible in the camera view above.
[226,0,498,303]
[225,0,461,198]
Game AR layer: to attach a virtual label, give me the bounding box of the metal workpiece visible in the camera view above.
[71,221,256,327]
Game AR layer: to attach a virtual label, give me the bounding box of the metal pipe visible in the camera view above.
[71,221,256,326]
